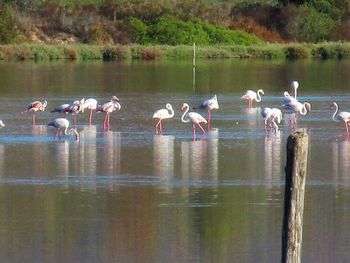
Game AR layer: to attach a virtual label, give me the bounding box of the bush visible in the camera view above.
[285,44,309,59]
[0,5,19,44]
[130,15,262,46]
[298,5,336,42]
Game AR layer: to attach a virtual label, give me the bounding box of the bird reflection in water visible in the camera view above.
[0,144,4,177]
[264,131,282,181]
[332,137,350,184]
[243,107,262,128]
[101,131,121,176]
[31,125,48,176]
[78,125,97,177]
[181,129,219,184]
[153,135,174,192]
[53,141,70,180]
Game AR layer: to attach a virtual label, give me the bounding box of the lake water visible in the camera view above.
[0,59,349,262]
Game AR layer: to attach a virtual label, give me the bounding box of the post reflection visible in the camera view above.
[100,131,121,176]
[153,135,174,191]
[264,131,282,180]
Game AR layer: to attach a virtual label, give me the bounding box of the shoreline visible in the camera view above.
[0,42,350,61]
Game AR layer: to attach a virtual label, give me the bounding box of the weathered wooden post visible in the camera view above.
[282,131,308,263]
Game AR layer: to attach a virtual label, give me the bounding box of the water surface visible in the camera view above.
[0,59,349,262]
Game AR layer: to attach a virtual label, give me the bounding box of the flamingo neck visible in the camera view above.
[168,107,174,118]
[332,103,338,121]
[294,88,297,100]
[300,103,308,115]
[256,90,263,102]
[181,104,190,123]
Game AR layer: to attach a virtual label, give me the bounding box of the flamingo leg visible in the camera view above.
[197,123,206,137]
[89,109,93,125]
[155,119,161,134]
[107,113,110,129]
[159,120,163,134]
[32,114,36,125]
[192,124,196,141]
[103,113,108,129]
[74,115,77,129]
[55,128,60,139]
[207,110,211,130]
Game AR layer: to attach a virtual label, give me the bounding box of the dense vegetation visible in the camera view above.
[1,0,350,46]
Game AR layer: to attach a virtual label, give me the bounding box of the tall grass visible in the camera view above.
[1,42,350,61]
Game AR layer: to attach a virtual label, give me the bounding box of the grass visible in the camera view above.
[0,42,350,61]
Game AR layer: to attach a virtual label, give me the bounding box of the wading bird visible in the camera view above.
[283,99,311,127]
[152,103,174,134]
[21,100,47,125]
[261,107,282,133]
[241,89,264,108]
[97,96,121,130]
[47,118,79,140]
[193,94,219,130]
[83,98,98,125]
[331,102,350,133]
[181,103,207,140]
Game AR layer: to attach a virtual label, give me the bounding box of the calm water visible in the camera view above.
[0,59,350,262]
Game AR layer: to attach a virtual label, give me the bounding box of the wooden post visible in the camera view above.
[282,131,308,263]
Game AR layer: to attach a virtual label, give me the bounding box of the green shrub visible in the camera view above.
[0,5,19,44]
[285,44,309,59]
[298,5,336,42]
[102,45,130,60]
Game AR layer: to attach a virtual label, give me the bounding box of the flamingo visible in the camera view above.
[67,98,85,128]
[52,99,85,128]
[261,107,282,133]
[331,102,350,133]
[241,89,264,108]
[83,98,98,125]
[193,94,219,130]
[97,96,121,130]
[47,118,79,140]
[181,103,207,140]
[21,100,48,125]
[0,120,5,128]
[282,99,311,127]
[152,103,174,134]
[51,103,71,114]
[283,81,299,103]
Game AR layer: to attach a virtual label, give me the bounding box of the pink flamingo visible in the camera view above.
[97,96,121,130]
[241,89,264,108]
[262,107,282,134]
[47,118,79,140]
[152,103,174,134]
[83,98,98,125]
[193,94,219,130]
[181,103,207,140]
[282,99,311,127]
[331,102,350,133]
[21,100,47,125]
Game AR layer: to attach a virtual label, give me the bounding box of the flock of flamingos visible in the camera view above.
[5,80,350,141]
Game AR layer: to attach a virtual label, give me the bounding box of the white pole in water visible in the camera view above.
[193,43,196,92]
[193,42,196,68]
